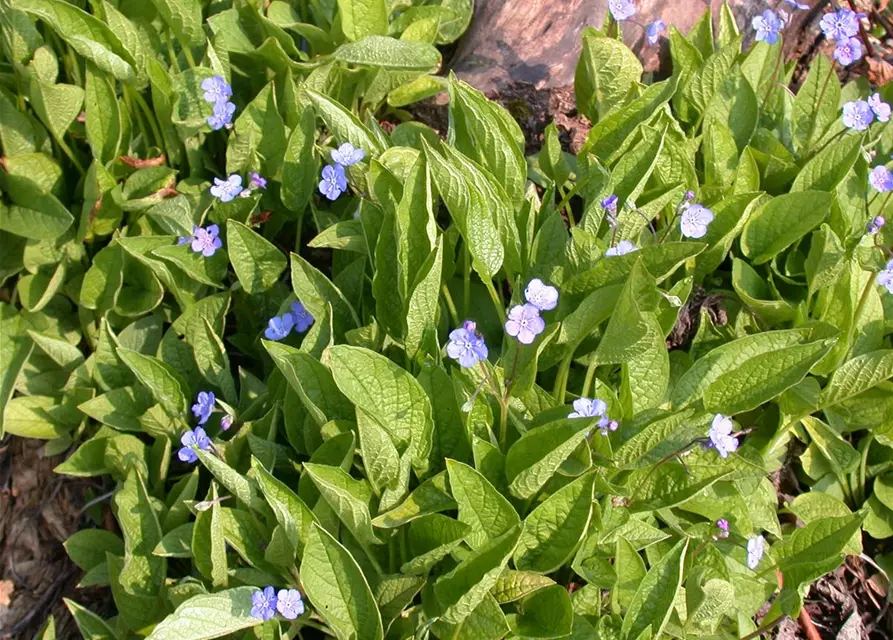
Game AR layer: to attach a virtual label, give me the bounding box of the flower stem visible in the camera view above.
[462,245,471,315]
[442,284,459,327]
[853,271,878,327]
[552,349,575,405]
[582,355,598,398]
[484,279,506,324]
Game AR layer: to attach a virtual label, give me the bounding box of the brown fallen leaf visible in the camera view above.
[867,57,893,86]
[120,154,167,168]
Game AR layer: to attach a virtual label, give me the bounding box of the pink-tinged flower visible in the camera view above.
[680,204,714,239]
[842,100,874,131]
[605,240,637,257]
[220,414,234,431]
[597,415,619,436]
[251,587,278,621]
[746,535,766,569]
[707,413,738,458]
[504,303,545,345]
[524,278,559,311]
[249,172,267,189]
[210,174,243,202]
[878,259,893,294]
[446,321,488,367]
[870,166,893,193]
[276,589,305,619]
[716,519,730,539]
[177,427,211,463]
[867,215,886,235]
[190,224,223,257]
[869,94,891,122]
[568,397,607,419]
[833,36,863,66]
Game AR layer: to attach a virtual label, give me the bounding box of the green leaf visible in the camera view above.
[154,524,194,558]
[801,416,859,477]
[147,0,204,47]
[337,0,388,40]
[404,239,443,360]
[303,462,381,547]
[196,449,267,514]
[508,584,574,639]
[620,538,688,640]
[225,83,286,177]
[115,347,188,417]
[402,513,470,575]
[145,587,260,640]
[447,459,519,550]
[820,350,893,408]
[291,251,359,337]
[356,406,401,493]
[793,54,841,154]
[702,71,757,151]
[65,529,124,571]
[613,410,711,470]
[281,103,317,214]
[64,599,118,640]
[152,243,228,289]
[592,260,656,366]
[4,395,82,439]
[505,419,593,500]
[703,339,833,415]
[252,457,317,557]
[741,191,832,264]
[514,473,595,573]
[225,219,286,294]
[306,88,385,155]
[791,133,862,193]
[84,64,122,164]
[777,512,865,589]
[372,471,456,528]
[14,0,135,81]
[334,35,440,70]
[574,29,642,122]
[683,38,741,115]
[301,523,383,640]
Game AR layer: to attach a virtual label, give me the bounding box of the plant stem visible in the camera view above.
[498,399,508,451]
[484,279,506,324]
[582,355,598,398]
[462,244,471,316]
[857,433,874,505]
[123,88,151,150]
[552,349,575,404]
[57,135,85,175]
[300,619,336,637]
[181,41,198,68]
[442,284,459,327]
[805,65,835,153]
[129,87,165,154]
[853,271,878,327]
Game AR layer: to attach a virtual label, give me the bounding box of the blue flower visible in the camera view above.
[251,587,278,621]
[568,397,606,419]
[446,320,488,368]
[867,215,886,235]
[834,36,863,66]
[684,190,695,202]
[842,100,874,131]
[605,240,638,257]
[210,174,243,202]
[869,94,891,122]
[601,194,618,215]
[646,19,666,45]
[291,301,314,333]
[201,75,232,105]
[752,10,783,45]
[783,0,809,9]
[177,427,211,463]
[597,416,619,436]
[524,278,559,311]
[331,142,365,167]
[716,519,730,539]
[608,0,636,21]
[746,535,766,570]
[264,314,295,341]
[220,414,234,431]
[680,204,714,239]
[192,391,215,425]
[319,164,348,201]
[249,172,268,190]
[870,167,893,193]
[820,9,860,40]
[878,259,893,294]
[276,589,305,620]
[707,413,738,458]
[505,303,545,345]
[207,100,236,131]
[190,224,223,257]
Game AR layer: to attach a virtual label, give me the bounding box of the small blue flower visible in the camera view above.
[833,36,863,66]
[319,164,348,201]
[505,303,545,345]
[290,301,314,333]
[210,174,243,202]
[446,320,488,368]
[842,100,874,131]
[680,204,714,239]
[207,100,236,131]
[601,194,618,215]
[176,235,191,245]
[783,0,809,9]
[331,142,366,167]
[568,397,606,419]
[608,0,636,21]
[684,190,696,202]
[820,9,860,41]
[201,75,233,105]
[251,587,278,621]
[597,415,619,436]
[190,224,223,257]
[605,240,638,257]
[524,278,559,311]
[752,9,783,45]
[645,19,666,45]
[220,414,234,431]
[867,215,886,236]
[869,94,891,122]
[264,314,295,341]
[746,535,766,569]
[276,589,305,620]
[707,413,738,458]
[177,427,211,463]
[249,172,267,190]
[878,259,893,294]
[870,167,893,193]
[192,391,215,425]
[716,519,730,539]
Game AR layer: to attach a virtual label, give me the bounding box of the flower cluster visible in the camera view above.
[319,142,365,201]
[505,279,558,345]
[177,427,211,463]
[705,413,738,458]
[447,320,488,368]
[264,301,315,341]
[843,94,891,131]
[715,519,730,539]
[867,215,886,236]
[820,9,863,66]
[251,587,305,621]
[178,224,223,257]
[568,397,619,435]
[201,75,236,131]
[878,259,893,294]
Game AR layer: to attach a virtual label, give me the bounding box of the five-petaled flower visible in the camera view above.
[870,166,893,193]
[447,320,488,368]
[601,194,618,215]
[707,413,738,458]
[878,259,893,294]
[646,19,666,45]
[680,204,714,239]
[833,36,862,66]
[568,397,607,419]
[752,10,783,45]
[249,172,268,190]
[867,215,886,235]
[608,0,636,21]
[264,313,295,341]
[291,301,315,333]
[869,94,891,122]
[820,9,860,41]
[207,100,236,131]
[524,278,559,311]
[190,224,223,257]
[331,142,366,167]
[211,174,244,202]
[746,535,766,570]
[842,100,874,131]
[319,164,348,200]
[276,589,305,620]
[201,75,232,104]
[251,587,278,621]
[192,391,215,425]
[177,427,211,463]
[605,240,638,257]
[505,303,545,345]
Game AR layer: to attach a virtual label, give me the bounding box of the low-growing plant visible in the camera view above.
[5,0,893,639]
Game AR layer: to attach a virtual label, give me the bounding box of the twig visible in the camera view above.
[846,0,875,58]
[798,608,823,640]
[1,566,77,640]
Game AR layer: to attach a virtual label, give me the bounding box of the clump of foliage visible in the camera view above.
[4,0,893,639]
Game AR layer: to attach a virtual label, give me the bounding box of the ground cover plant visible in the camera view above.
[3,0,893,638]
